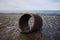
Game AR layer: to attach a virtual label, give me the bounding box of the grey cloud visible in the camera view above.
[0,0,60,10]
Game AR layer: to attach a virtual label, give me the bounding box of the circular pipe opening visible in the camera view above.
[19,14,31,27]
[19,14,33,32]
[19,14,43,33]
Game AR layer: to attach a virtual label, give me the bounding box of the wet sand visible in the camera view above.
[0,13,60,40]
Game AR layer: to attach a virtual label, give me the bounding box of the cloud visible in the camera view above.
[0,0,60,10]
[49,0,60,3]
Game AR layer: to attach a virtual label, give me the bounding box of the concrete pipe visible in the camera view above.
[18,13,43,34]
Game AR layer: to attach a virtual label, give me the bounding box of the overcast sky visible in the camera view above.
[0,0,60,10]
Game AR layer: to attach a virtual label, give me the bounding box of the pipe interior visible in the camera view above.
[19,14,32,29]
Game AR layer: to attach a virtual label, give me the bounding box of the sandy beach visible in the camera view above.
[0,13,60,40]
